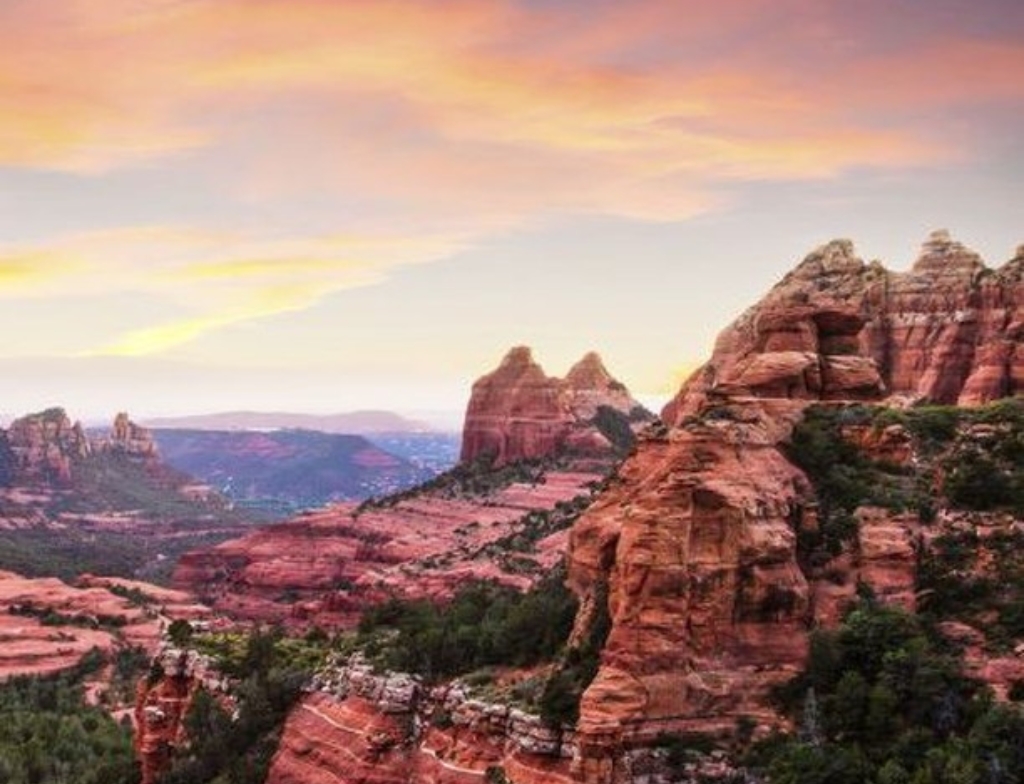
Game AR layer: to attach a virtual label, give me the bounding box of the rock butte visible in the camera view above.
[0,409,160,489]
[461,348,646,466]
[568,232,1022,782]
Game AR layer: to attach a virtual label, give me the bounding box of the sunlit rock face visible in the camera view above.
[460,346,648,466]
[665,231,1023,423]
[568,233,1023,782]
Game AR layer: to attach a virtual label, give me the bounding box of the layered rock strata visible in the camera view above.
[568,233,1022,782]
[665,231,1023,422]
[460,347,648,465]
[268,656,575,784]
[174,468,604,628]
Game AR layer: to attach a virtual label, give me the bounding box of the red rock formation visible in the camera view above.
[666,232,1023,423]
[5,408,90,484]
[174,468,606,629]
[568,233,1022,782]
[268,659,575,784]
[134,647,225,784]
[561,352,639,422]
[460,347,571,465]
[106,412,159,459]
[568,401,814,781]
[0,570,209,680]
[460,347,647,466]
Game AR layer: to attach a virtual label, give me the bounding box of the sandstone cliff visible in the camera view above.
[5,408,91,485]
[460,347,648,466]
[0,409,160,488]
[665,231,1023,423]
[269,656,576,784]
[567,233,1023,783]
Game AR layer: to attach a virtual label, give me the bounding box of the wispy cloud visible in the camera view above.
[1,0,1021,367]
[0,227,467,355]
[2,0,1019,220]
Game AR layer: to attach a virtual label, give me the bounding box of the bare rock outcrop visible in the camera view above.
[666,232,1023,423]
[5,408,90,485]
[134,646,225,784]
[268,656,576,784]
[567,233,1022,782]
[460,347,648,466]
[106,412,159,459]
[568,402,814,782]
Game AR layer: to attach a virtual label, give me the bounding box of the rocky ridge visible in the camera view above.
[268,654,576,784]
[665,231,1022,422]
[173,467,606,629]
[460,348,649,466]
[566,233,1023,782]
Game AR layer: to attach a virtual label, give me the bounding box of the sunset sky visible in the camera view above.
[2,0,1023,425]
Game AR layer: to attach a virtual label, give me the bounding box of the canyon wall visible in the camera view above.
[568,232,1022,782]
[665,231,1023,423]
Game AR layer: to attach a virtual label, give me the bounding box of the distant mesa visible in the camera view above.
[141,409,436,434]
[0,408,158,487]
[151,427,438,512]
[460,346,652,466]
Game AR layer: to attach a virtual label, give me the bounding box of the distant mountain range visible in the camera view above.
[151,428,451,514]
[142,409,438,434]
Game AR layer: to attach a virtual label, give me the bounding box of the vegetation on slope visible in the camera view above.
[157,628,310,784]
[751,600,1024,784]
[0,650,140,784]
[356,569,578,680]
[0,526,248,584]
[785,398,1023,568]
[354,566,607,728]
[746,398,1024,781]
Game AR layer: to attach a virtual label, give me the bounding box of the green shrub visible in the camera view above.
[357,568,578,681]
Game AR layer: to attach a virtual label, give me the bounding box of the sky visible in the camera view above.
[1,0,1023,426]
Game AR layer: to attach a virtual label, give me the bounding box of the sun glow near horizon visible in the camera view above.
[1,0,1022,415]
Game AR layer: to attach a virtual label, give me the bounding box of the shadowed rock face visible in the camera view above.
[460,347,647,466]
[566,233,1023,783]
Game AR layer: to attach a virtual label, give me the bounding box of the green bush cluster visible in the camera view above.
[357,570,577,681]
[357,454,552,512]
[754,602,1024,783]
[916,528,1024,651]
[787,399,1024,570]
[0,650,139,784]
[158,628,309,784]
[591,405,637,454]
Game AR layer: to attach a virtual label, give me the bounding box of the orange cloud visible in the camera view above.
[1,0,1018,220]
[0,225,467,355]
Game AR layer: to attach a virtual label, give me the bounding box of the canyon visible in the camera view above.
[172,349,649,628]
[11,232,1021,784]
[257,233,1022,784]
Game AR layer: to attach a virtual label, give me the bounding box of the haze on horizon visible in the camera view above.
[1,0,1022,423]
